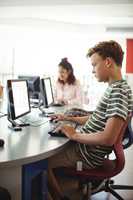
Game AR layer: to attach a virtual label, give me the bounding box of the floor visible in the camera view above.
[58,144,133,200]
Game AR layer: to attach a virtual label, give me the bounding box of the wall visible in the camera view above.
[0,21,129,107]
[126,39,133,92]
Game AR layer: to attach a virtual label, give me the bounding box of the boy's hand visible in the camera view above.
[59,125,77,139]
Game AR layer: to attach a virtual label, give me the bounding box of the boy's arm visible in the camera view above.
[64,115,90,125]
[61,116,125,146]
[50,113,90,125]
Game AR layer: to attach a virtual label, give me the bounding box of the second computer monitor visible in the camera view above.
[18,75,40,101]
[40,77,54,108]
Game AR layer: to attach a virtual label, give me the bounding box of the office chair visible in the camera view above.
[122,112,133,149]
[59,114,133,200]
[109,112,133,198]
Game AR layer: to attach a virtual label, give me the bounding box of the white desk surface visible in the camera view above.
[0,113,69,168]
[0,100,94,168]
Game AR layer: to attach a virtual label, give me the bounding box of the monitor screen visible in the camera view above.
[18,75,40,100]
[7,79,31,120]
[40,77,54,107]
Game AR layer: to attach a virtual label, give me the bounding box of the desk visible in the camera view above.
[0,114,69,200]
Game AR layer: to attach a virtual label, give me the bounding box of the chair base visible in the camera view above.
[111,184,133,190]
[81,179,133,200]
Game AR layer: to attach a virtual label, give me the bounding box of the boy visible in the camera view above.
[48,40,133,200]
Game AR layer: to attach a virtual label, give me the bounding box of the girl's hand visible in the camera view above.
[57,99,67,105]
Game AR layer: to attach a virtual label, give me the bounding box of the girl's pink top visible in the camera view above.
[54,80,83,105]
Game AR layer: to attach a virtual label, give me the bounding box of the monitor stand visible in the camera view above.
[38,106,54,117]
[8,117,30,131]
[30,98,40,108]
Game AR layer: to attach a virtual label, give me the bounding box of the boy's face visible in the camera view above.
[90,53,110,82]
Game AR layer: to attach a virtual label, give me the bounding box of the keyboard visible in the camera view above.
[48,121,77,137]
[64,107,90,117]
[48,129,67,137]
[22,113,49,125]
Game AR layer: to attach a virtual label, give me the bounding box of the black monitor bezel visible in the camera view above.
[7,79,31,120]
[40,77,54,108]
[18,75,41,100]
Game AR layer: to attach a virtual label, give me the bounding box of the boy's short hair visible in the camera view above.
[87,40,124,66]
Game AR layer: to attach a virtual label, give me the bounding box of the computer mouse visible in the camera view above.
[48,129,66,137]
[0,139,5,147]
[49,117,58,123]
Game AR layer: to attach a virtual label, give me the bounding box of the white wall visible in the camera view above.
[0,23,127,74]
[0,21,128,107]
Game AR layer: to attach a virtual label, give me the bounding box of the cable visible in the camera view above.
[19,118,49,127]
[0,112,7,118]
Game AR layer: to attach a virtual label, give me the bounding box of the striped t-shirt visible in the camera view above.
[78,80,133,168]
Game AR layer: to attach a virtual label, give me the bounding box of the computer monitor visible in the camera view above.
[7,79,31,121]
[40,77,54,108]
[18,75,40,101]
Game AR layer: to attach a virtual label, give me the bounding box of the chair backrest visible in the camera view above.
[122,112,133,149]
[112,114,132,176]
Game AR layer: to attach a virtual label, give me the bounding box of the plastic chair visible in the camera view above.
[60,114,133,200]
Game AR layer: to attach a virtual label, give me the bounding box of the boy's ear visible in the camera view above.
[105,57,112,68]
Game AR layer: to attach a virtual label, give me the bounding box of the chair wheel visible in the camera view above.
[109,180,114,184]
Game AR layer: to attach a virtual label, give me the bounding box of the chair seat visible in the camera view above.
[60,159,118,181]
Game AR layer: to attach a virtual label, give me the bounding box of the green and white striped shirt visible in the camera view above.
[79,80,133,168]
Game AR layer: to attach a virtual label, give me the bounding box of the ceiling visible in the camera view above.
[0,0,133,33]
[0,0,133,6]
